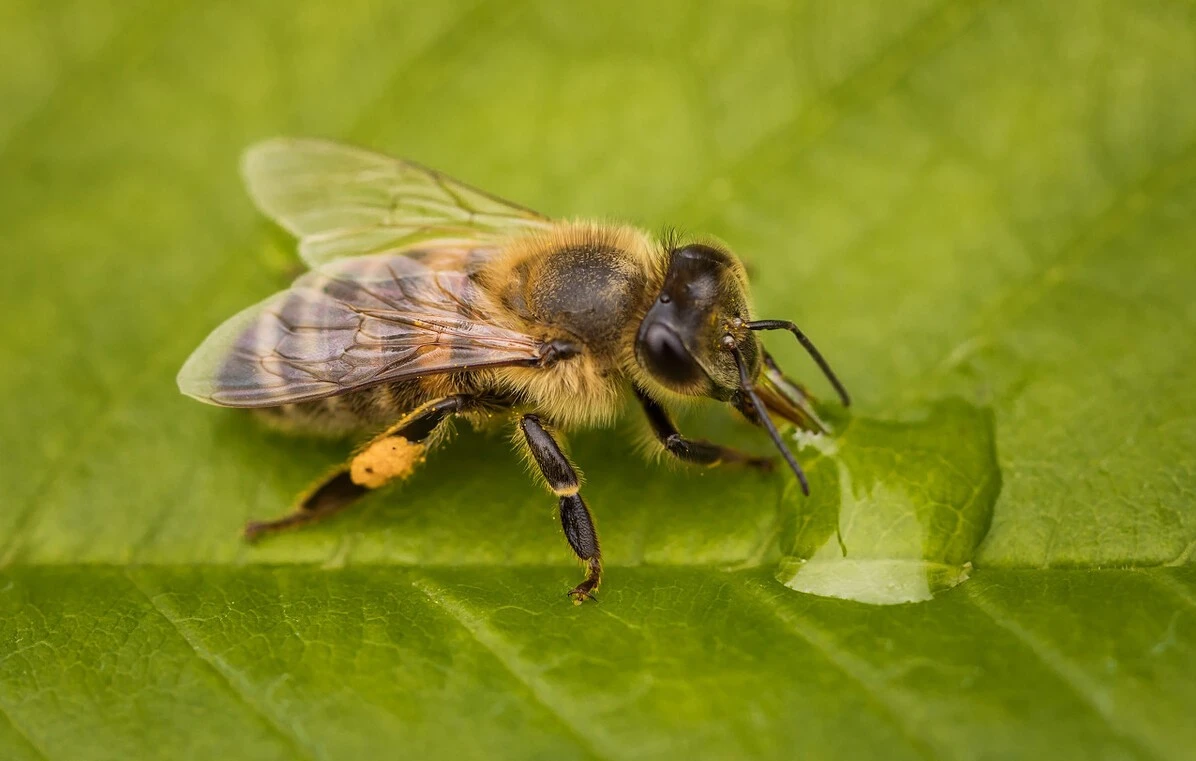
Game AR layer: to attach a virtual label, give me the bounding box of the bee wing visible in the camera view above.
[178,250,546,407]
[241,137,552,267]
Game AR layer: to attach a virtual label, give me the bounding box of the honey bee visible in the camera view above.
[178,138,851,603]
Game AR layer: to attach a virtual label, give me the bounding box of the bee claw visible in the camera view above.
[567,581,600,605]
[750,457,777,473]
[243,514,307,542]
[243,521,267,542]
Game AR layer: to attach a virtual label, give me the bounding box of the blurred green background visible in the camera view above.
[1,1,1195,759]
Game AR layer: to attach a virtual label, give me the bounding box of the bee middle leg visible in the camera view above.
[518,414,602,604]
[634,387,774,470]
[244,394,478,541]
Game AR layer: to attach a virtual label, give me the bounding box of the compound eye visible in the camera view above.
[639,322,703,387]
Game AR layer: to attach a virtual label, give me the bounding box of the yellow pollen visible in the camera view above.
[350,436,426,489]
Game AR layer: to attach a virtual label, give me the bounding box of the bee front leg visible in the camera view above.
[244,394,474,541]
[634,387,774,470]
[518,414,602,604]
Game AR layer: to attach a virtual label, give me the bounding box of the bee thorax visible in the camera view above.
[490,224,658,360]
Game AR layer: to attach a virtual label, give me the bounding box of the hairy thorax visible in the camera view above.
[484,222,666,429]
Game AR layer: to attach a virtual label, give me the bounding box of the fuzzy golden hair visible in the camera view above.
[485,220,668,430]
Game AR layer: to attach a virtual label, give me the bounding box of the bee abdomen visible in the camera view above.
[254,380,431,436]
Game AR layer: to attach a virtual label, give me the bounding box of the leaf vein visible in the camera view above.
[963,582,1166,761]
[124,572,321,761]
[0,701,52,761]
[669,0,995,216]
[411,575,609,761]
[936,138,1196,567]
[738,578,943,761]
[1144,569,1196,611]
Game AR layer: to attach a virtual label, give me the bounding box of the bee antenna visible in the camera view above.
[746,320,851,407]
[724,337,810,496]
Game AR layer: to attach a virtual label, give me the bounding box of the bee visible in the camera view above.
[178,138,851,603]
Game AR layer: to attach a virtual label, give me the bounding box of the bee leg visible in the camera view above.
[518,414,601,604]
[242,470,368,540]
[244,394,474,541]
[634,387,774,471]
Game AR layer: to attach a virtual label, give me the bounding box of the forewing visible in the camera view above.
[241,137,552,267]
[177,251,544,407]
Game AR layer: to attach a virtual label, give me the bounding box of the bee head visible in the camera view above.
[636,241,853,496]
[635,243,759,400]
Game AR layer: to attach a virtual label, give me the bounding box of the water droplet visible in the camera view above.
[775,398,999,605]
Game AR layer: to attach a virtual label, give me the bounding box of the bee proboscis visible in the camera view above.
[179,138,851,603]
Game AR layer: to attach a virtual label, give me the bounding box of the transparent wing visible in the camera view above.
[177,249,546,407]
[241,137,552,267]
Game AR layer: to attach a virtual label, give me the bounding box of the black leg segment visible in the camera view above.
[244,470,369,540]
[634,387,773,470]
[245,394,477,541]
[519,414,601,603]
[389,394,473,442]
[520,414,580,493]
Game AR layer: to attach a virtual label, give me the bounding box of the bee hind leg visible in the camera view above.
[518,414,602,604]
[634,387,774,471]
[244,394,476,541]
[244,470,368,540]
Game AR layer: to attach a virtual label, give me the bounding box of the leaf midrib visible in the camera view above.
[1,560,1187,571]
[49,564,1188,761]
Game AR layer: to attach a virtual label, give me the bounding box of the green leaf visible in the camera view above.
[2,1,1195,760]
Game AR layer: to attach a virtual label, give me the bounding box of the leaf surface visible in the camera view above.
[2,1,1195,759]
